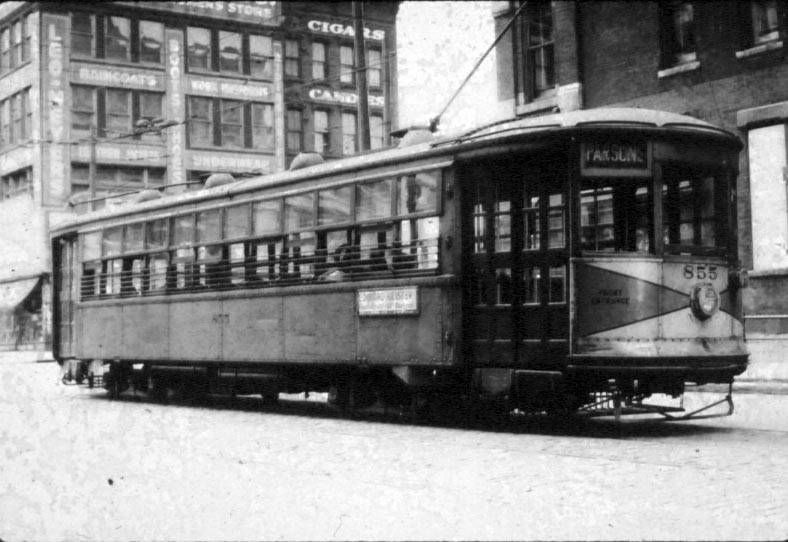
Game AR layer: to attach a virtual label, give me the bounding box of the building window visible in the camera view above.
[285,39,300,77]
[370,115,384,150]
[314,110,330,154]
[1,168,32,200]
[105,89,131,137]
[660,1,697,67]
[0,28,9,73]
[71,13,94,57]
[342,112,356,155]
[0,88,31,148]
[137,92,164,141]
[188,96,213,147]
[250,35,273,79]
[340,45,355,84]
[219,30,242,73]
[312,42,326,80]
[739,1,781,48]
[520,1,555,101]
[748,123,788,270]
[187,27,211,71]
[10,20,21,69]
[104,16,131,61]
[286,109,302,154]
[220,100,243,148]
[367,48,382,88]
[139,21,164,63]
[252,103,274,150]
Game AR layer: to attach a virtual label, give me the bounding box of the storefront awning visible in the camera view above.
[0,277,40,312]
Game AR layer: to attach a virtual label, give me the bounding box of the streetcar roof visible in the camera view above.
[51,107,740,235]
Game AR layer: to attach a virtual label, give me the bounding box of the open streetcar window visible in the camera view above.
[662,167,726,253]
[580,180,651,253]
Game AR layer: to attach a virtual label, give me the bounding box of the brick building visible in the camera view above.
[0,0,398,350]
[492,0,787,377]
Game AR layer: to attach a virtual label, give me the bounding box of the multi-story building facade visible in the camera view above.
[492,0,787,377]
[0,0,398,350]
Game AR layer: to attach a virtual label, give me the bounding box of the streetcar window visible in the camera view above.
[103,258,122,296]
[496,268,513,305]
[172,215,194,247]
[580,181,651,253]
[121,257,144,296]
[171,247,195,289]
[253,239,281,282]
[549,265,566,303]
[359,226,394,274]
[317,229,354,276]
[224,204,251,240]
[196,244,225,288]
[102,227,122,257]
[662,169,724,251]
[318,186,352,226]
[493,183,513,253]
[253,200,281,236]
[523,266,540,305]
[146,219,168,250]
[547,193,565,249]
[283,232,315,280]
[124,223,144,253]
[523,188,540,251]
[398,217,439,270]
[228,242,247,285]
[81,261,101,299]
[82,232,101,261]
[356,179,393,221]
[285,193,315,232]
[397,171,438,215]
[149,253,168,291]
[196,210,221,244]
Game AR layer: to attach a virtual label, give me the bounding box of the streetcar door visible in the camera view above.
[464,158,569,369]
[55,235,78,358]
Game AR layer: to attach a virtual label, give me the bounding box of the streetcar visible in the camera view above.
[51,107,748,420]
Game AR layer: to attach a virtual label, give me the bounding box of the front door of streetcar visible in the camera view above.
[463,158,569,369]
[56,236,78,358]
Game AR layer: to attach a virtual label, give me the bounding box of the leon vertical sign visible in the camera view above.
[42,14,69,205]
[166,29,186,188]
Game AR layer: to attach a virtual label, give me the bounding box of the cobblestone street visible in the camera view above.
[1,360,786,540]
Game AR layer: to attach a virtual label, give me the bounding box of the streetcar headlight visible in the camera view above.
[691,283,720,320]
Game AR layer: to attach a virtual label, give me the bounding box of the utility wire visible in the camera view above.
[429,2,527,132]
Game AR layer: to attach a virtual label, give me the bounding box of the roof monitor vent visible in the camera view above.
[392,125,434,147]
[204,172,236,188]
[289,152,325,170]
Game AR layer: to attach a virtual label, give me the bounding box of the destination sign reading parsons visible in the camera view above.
[583,141,647,169]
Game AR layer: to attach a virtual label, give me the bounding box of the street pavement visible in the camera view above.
[1,357,787,541]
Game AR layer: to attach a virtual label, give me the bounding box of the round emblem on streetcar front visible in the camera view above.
[690,282,720,320]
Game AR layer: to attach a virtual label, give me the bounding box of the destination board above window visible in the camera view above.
[581,140,651,177]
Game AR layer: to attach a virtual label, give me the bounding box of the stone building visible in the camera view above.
[0,0,399,350]
[492,0,787,377]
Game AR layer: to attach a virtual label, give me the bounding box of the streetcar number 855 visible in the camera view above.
[683,264,718,280]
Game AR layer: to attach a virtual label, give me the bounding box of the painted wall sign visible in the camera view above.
[71,64,165,90]
[72,143,166,166]
[308,88,384,108]
[306,19,385,41]
[167,29,185,188]
[358,287,419,316]
[42,14,69,205]
[114,1,279,25]
[186,77,273,101]
[184,150,274,174]
[581,140,651,177]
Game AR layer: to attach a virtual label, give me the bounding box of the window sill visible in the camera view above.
[186,145,275,155]
[735,40,783,59]
[748,267,788,278]
[0,59,33,81]
[70,55,165,71]
[657,60,700,79]
[515,95,559,117]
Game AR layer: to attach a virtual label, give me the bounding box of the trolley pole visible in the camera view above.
[88,125,97,212]
[353,0,370,151]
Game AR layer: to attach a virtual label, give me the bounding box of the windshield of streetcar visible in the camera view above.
[580,165,728,255]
